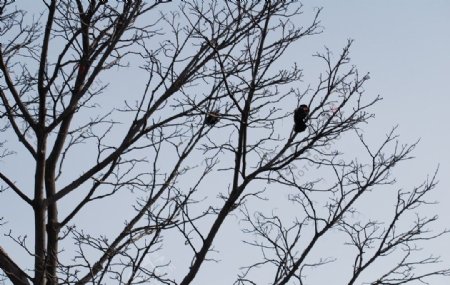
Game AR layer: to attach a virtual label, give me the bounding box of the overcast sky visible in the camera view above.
[145,1,450,284]
[307,0,450,223]
[282,1,450,283]
[203,1,450,283]
[1,1,449,284]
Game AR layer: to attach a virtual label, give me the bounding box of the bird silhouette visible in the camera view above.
[294,104,309,132]
[205,110,220,126]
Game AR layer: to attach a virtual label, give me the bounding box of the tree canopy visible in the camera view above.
[0,1,448,284]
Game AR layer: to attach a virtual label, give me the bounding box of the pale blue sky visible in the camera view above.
[287,2,450,283]
[1,1,449,284]
[306,0,450,222]
[197,1,450,283]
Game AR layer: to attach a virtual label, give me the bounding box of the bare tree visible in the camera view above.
[0,0,448,284]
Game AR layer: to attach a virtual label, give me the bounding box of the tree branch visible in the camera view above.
[0,172,32,205]
[0,246,31,285]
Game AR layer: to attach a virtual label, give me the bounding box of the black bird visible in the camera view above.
[205,110,220,126]
[294,104,309,132]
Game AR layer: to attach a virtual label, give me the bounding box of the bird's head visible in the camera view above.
[299,104,309,114]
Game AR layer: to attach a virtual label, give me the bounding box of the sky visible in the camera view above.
[306,0,450,224]
[1,1,450,284]
[199,2,450,284]
[279,1,450,283]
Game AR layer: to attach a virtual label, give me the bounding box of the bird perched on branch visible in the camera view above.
[205,110,220,126]
[294,104,309,132]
